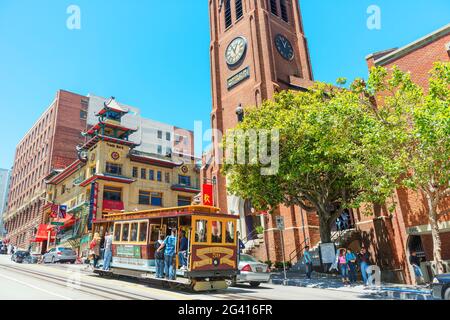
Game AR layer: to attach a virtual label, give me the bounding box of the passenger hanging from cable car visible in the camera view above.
[178,230,188,271]
[157,228,177,280]
[154,234,165,279]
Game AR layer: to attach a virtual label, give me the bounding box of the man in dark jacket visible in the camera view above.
[357,248,371,285]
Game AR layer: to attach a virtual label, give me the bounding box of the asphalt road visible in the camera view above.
[0,255,375,300]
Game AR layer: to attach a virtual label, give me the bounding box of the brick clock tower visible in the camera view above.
[205,0,316,262]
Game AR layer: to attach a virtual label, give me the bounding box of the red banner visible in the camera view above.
[202,184,213,206]
[103,200,124,211]
[50,204,59,218]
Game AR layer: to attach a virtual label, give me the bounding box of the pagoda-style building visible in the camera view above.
[43,97,200,256]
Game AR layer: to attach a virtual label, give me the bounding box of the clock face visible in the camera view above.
[225,36,247,67]
[275,34,294,61]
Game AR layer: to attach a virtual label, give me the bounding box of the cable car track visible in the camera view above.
[0,264,158,300]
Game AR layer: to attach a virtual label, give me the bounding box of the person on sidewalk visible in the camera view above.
[346,248,357,284]
[154,234,165,278]
[158,228,177,280]
[338,248,350,285]
[89,233,101,269]
[303,246,313,280]
[178,230,188,271]
[102,231,113,271]
[357,247,371,286]
[409,251,425,285]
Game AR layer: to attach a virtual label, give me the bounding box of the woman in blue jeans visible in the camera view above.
[338,248,350,285]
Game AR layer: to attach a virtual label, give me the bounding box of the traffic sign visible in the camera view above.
[51,222,64,226]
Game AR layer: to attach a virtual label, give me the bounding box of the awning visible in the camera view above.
[52,214,76,229]
[31,225,56,243]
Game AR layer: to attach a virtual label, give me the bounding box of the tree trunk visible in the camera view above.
[426,193,444,275]
[319,215,332,244]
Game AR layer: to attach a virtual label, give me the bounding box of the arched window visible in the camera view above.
[225,0,232,28]
[280,0,288,22]
[269,0,278,16]
[235,0,243,20]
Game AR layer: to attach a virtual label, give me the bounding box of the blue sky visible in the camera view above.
[0,0,449,169]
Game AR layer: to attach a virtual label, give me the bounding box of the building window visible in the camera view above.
[157,130,162,139]
[103,186,122,201]
[178,175,191,186]
[166,132,171,141]
[157,145,162,154]
[139,190,150,205]
[225,0,232,28]
[165,172,170,183]
[157,171,162,182]
[80,110,87,120]
[151,192,163,206]
[235,0,243,20]
[149,169,155,180]
[106,163,122,176]
[280,0,288,22]
[269,0,278,16]
[141,168,146,179]
[139,191,163,207]
[61,185,66,195]
[178,196,191,206]
[132,167,138,178]
[166,147,172,156]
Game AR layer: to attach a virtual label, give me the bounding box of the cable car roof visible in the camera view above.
[95,205,238,222]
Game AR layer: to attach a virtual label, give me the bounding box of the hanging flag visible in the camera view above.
[202,184,213,206]
[59,205,67,219]
[50,204,59,218]
[88,182,98,231]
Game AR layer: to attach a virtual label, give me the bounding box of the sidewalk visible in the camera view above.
[270,272,433,300]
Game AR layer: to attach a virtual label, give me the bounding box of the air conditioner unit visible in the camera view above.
[446,42,450,54]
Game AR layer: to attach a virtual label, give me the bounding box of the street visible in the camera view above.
[0,255,375,300]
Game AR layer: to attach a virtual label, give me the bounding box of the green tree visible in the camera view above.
[223,81,406,243]
[369,62,450,274]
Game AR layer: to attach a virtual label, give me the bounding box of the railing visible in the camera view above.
[242,229,261,245]
[288,237,310,265]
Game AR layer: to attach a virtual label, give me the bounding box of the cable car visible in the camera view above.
[92,205,239,291]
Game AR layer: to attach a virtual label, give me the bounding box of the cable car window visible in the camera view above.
[114,224,122,242]
[225,221,235,244]
[195,220,208,243]
[150,225,161,243]
[139,222,148,242]
[130,223,138,242]
[211,221,223,243]
[122,223,130,242]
